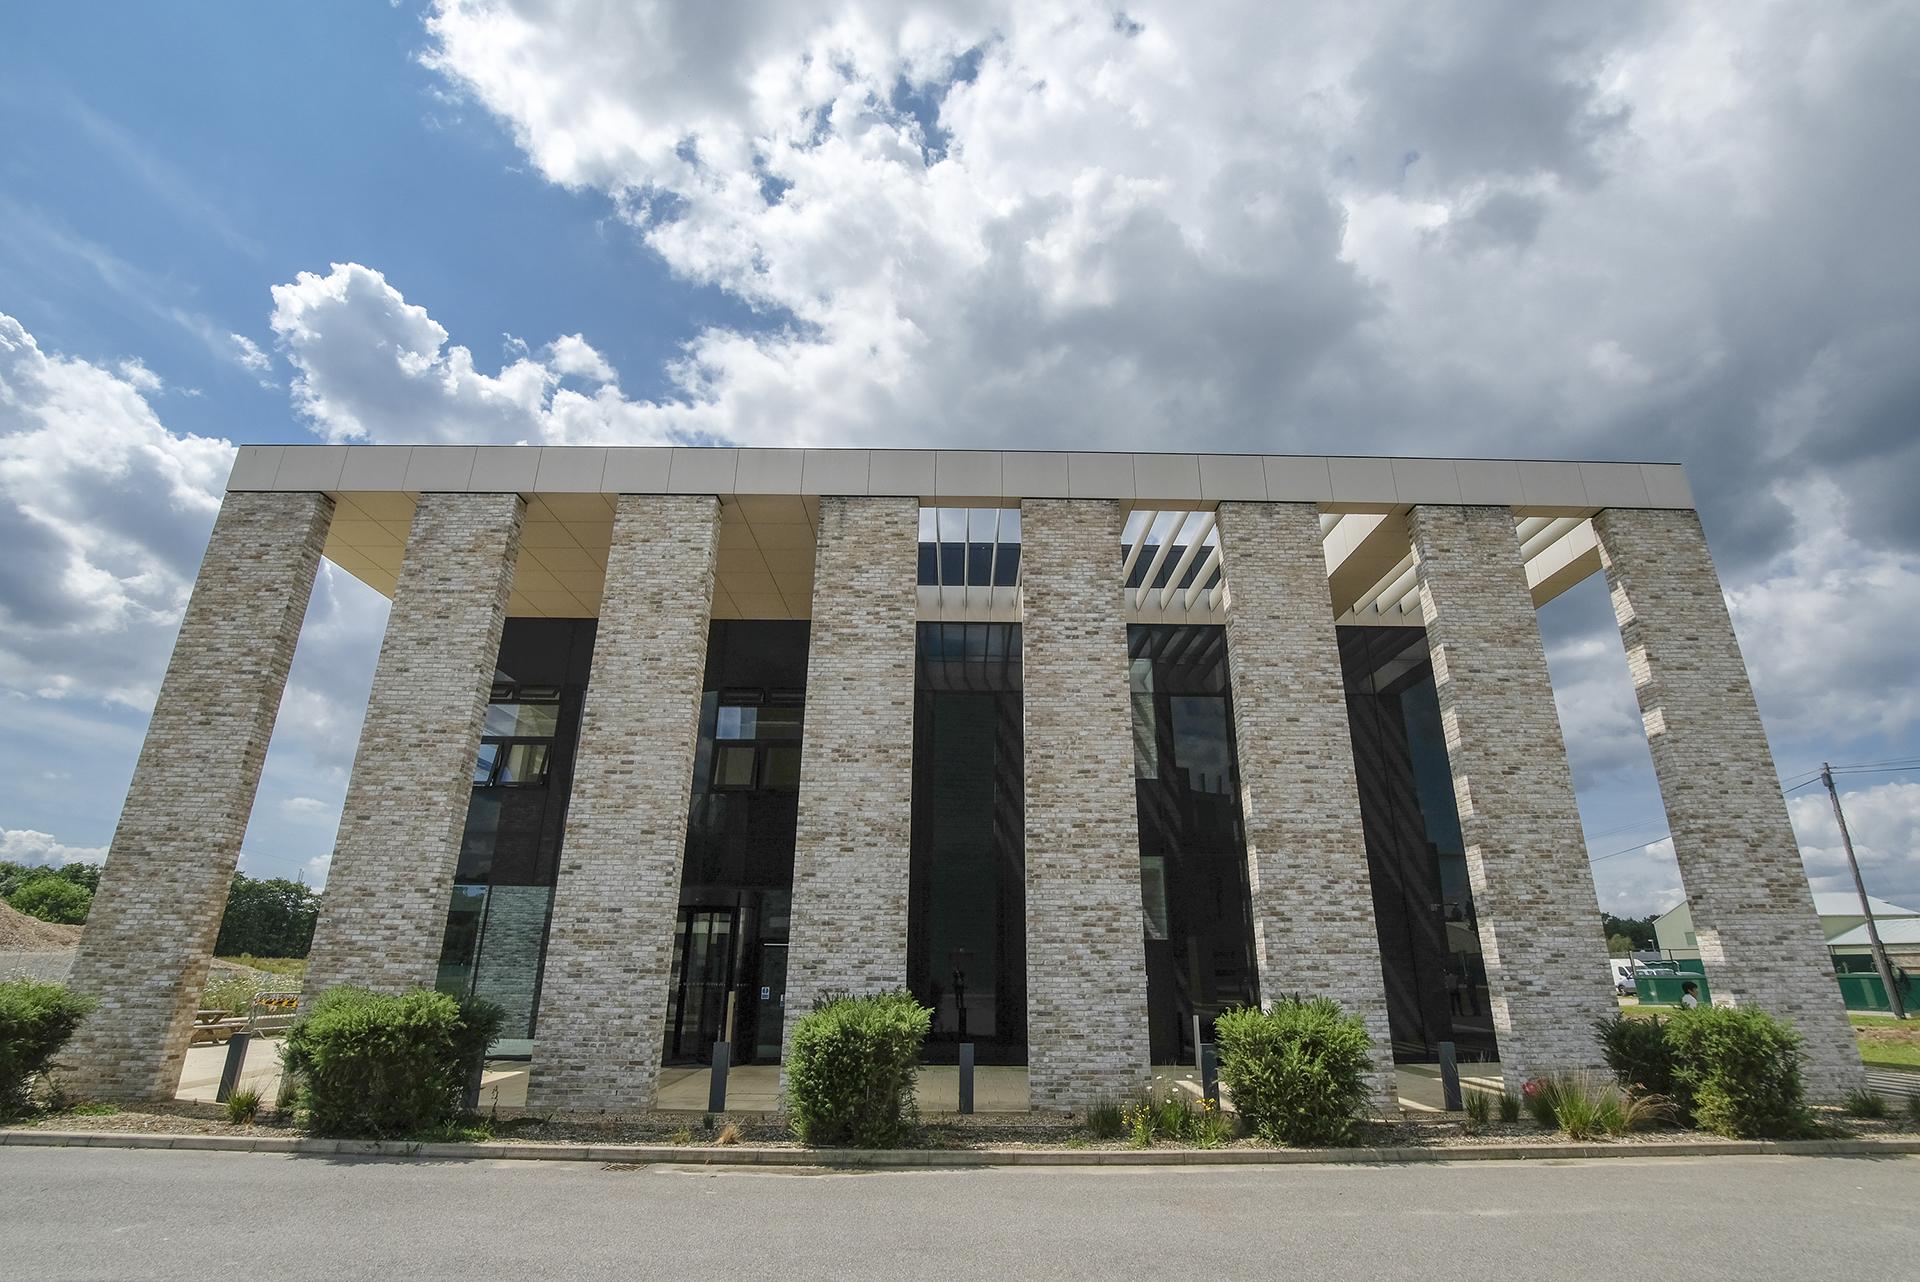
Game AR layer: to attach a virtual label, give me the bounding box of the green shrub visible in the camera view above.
[6,876,91,925]
[1463,1089,1491,1127]
[1842,1088,1887,1119]
[1497,1091,1520,1123]
[1662,1005,1814,1139]
[1214,998,1374,1146]
[0,979,96,1117]
[785,990,930,1148]
[280,987,501,1138]
[1085,1097,1126,1139]
[1595,1012,1687,1120]
[225,1088,261,1125]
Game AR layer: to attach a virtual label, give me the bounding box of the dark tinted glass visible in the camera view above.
[1128,624,1257,1064]
[1339,625,1493,1065]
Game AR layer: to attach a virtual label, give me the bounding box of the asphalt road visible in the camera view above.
[3,1147,1915,1280]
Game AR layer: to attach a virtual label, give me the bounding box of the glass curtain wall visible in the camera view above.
[1339,625,1497,1063]
[907,621,1027,1064]
[1128,624,1259,1064]
[667,619,810,1065]
[434,618,597,1057]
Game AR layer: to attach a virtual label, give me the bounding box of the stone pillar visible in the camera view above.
[1409,504,1615,1090]
[1594,507,1865,1097]
[781,496,920,1056]
[529,495,718,1112]
[63,491,332,1100]
[1020,499,1151,1110]
[305,492,524,996]
[1216,501,1397,1111]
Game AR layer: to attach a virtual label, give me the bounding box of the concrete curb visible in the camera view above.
[4,1129,1918,1168]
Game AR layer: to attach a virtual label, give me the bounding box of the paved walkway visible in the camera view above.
[7,1147,1914,1281]
[178,1043,1917,1115]
[183,1045,1501,1114]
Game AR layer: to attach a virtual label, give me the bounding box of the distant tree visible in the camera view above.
[6,876,92,925]
[1602,913,1657,950]
[0,860,99,900]
[213,873,319,958]
[1607,933,1636,958]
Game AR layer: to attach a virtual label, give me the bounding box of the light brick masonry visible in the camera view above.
[529,495,718,1112]
[64,492,332,1100]
[1020,499,1152,1111]
[781,497,921,1056]
[305,492,525,996]
[1217,501,1397,1111]
[1594,507,1866,1098]
[1410,504,1617,1090]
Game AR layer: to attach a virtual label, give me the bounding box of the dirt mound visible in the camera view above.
[0,899,83,951]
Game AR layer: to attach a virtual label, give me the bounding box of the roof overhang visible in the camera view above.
[229,445,1693,621]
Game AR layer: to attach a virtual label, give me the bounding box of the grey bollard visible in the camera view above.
[215,1031,251,1104]
[462,1055,485,1114]
[1200,1043,1219,1109]
[708,1041,730,1114]
[1438,1040,1464,1111]
[959,1042,975,1114]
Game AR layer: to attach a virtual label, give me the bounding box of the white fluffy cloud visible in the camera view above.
[1729,482,1920,746]
[0,312,233,707]
[389,0,1920,576]
[1790,780,1920,911]
[0,828,106,869]
[269,262,681,446]
[0,312,387,888]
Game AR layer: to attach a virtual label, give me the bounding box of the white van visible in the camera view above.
[1608,958,1638,995]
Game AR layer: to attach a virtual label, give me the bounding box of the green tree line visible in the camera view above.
[3,862,318,957]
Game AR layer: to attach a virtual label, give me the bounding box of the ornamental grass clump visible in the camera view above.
[1213,997,1373,1146]
[280,987,501,1138]
[1522,1072,1669,1140]
[1660,1005,1814,1140]
[0,978,96,1118]
[785,989,930,1148]
[1118,1090,1234,1148]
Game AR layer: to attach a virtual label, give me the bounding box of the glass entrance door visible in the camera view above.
[664,907,737,1064]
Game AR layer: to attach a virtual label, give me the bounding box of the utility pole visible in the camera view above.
[1823,762,1906,1019]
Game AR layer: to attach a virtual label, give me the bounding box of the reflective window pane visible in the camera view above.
[757,706,803,739]
[498,742,550,785]
[713,742,757,788]
[967,541,993,585]
[762,743,803,791]
[473,741,500,784]
[485,701,558,738]
[715,705,757,740]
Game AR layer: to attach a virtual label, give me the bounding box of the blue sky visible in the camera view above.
[2,1,1917,917]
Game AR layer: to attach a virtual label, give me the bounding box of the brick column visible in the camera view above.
[1409,504,1615,1090]
[1217,501,1397,1111]
[1594,507,1865,1097]
[1020,499,1151,1110]
[63,491,332,1100]
[781,496,920,1057]
[305,492,524,996]
[529,495,718,1112]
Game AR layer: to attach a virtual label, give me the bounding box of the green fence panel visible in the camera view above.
[1634,973,1712,1007]
[1836,971,1920,1012]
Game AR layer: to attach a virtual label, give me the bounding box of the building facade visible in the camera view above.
[63,446,1868,1107]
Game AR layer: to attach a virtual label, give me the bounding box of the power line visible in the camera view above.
[1589,834,1672,865]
